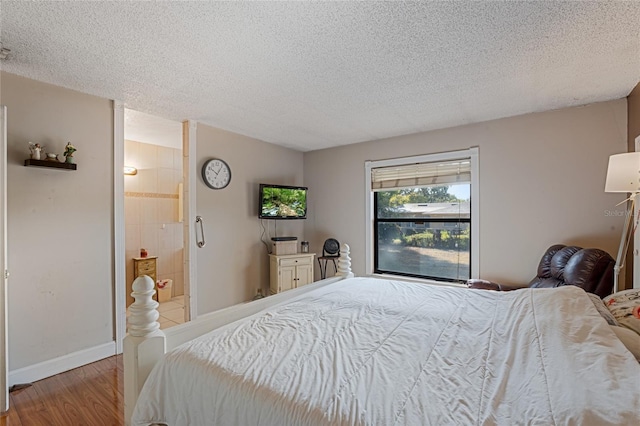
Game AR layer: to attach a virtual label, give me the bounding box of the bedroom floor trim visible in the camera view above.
[2,354,123,425]
[8,342,116,387]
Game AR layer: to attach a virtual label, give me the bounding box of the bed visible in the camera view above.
[124,245,640,425]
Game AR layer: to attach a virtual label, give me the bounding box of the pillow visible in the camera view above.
[586,293,619,326]
[603,289,640,336]
[610,325,640,362]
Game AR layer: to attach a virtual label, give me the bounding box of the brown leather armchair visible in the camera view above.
[468,244,615,298]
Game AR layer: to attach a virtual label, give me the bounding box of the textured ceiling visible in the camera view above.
[1,1,639,152]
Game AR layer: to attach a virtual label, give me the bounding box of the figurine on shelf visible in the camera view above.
[46,152,59,162]
[63,142,76,164]
[28,142,43,160]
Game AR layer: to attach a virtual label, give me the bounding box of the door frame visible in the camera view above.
[113,101,126,352]
[634,135,640,289]
[113,107,198,350]
[1,106,9,412]
[183,121,198,320]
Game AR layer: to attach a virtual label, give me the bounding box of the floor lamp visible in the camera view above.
[605,152,640,293]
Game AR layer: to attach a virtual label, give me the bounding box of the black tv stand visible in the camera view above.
[271,236,298,241]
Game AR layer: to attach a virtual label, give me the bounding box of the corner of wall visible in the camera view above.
[628,81,640,152]
[626,81,640,290]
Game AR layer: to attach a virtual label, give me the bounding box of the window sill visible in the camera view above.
[367,273,467,289]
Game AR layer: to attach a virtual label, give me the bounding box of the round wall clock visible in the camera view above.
[202,158,231,189]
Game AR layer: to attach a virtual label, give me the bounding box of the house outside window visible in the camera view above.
[365,148,479,283]
[375,189,471,282]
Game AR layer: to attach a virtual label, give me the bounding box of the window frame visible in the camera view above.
[364,148,479,281]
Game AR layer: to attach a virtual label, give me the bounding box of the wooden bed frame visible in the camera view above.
[123,244,354,425]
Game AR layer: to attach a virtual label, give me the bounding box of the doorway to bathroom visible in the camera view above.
[123,109,190,330]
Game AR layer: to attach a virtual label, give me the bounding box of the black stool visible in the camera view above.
[317,238,340,279]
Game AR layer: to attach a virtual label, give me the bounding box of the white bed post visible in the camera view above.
[124,276,166,425]
[337,244,354,278]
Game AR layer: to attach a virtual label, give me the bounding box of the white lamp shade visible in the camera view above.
[605,152,640,193]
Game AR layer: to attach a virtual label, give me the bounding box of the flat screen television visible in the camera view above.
[259,184,307,219]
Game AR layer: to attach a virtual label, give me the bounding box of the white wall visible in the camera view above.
[304,100,629,286]
[195,124,305,315]
[1,72,114,371]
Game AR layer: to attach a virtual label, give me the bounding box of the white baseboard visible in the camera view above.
[8,341,116,386]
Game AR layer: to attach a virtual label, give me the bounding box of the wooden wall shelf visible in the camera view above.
[24,159,77,170]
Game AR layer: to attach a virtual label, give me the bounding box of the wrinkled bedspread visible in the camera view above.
[132,277,640,425]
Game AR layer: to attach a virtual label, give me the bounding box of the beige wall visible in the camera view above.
[124,140,184,306]
[0,68,633,377]
[1,72,114,370]
[0,71,306,377]
[196,124,304,315]
[304,100,628,286]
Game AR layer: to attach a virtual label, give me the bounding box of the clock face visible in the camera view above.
[202,158,231,189]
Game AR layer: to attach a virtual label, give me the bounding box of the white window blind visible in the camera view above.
[371,158,471,191]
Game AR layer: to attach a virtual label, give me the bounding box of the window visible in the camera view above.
[365,148,479,283]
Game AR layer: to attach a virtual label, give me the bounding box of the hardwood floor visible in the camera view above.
[0,355,124,425]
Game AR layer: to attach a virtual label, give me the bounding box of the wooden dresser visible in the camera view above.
[133,256,158,301]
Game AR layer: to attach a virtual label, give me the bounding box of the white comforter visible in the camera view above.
[132,277,640,425]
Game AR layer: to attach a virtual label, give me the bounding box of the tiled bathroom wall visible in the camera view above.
[124,139,184,307]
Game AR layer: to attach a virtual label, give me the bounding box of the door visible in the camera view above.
[296,263,313,287]
[0,106,9,411]
[280,266,296,292]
